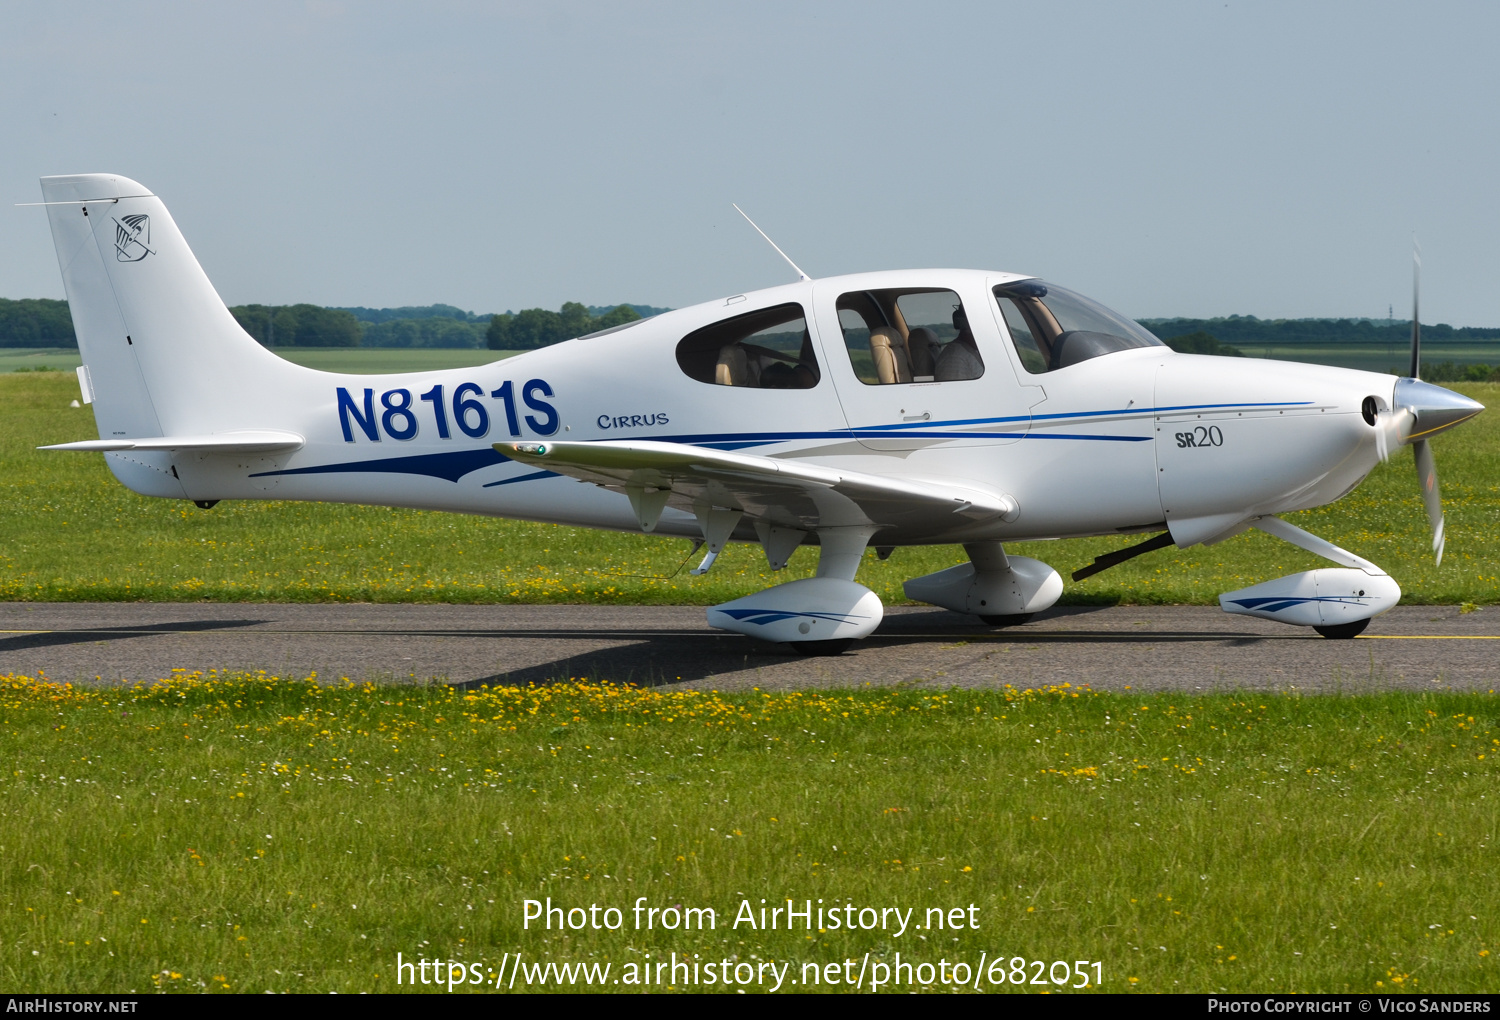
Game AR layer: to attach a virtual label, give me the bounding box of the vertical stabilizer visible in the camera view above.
[41,174,306,498]
[40,174,297,441]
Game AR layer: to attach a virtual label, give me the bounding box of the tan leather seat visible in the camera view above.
[715,343,752,386]
[869,326,912,384]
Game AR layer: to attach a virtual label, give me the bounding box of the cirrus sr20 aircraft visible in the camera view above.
[33,174,1484,654]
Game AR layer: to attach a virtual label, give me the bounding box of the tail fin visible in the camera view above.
[41,174,297,446]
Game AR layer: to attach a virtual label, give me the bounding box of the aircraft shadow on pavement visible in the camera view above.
[457,608,1279,689]
[461,632,784,688]
[0,619,269,655]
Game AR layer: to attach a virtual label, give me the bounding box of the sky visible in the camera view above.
[3,1,1499,324]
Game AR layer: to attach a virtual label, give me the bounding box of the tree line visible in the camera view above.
[229,304,363,347]
[1157,330,1244,357]
[0,297,671,349]
[225,302,653,349]
[335,304,489,347]
[0,298,74,347]
[485,303,642,350]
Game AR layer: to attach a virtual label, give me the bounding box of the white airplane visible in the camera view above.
[31,174,1484,654]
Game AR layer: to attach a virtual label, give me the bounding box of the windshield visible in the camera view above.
[993,280,1163,374]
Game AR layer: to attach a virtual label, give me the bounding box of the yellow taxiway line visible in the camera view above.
[1359,634,1500,640]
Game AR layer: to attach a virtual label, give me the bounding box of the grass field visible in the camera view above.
[2,372,1495,606]
[4,365,1497,997]
[0,673,1493,993]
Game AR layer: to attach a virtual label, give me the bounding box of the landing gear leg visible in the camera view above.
[706,526,884,653]
[785,526,878,657]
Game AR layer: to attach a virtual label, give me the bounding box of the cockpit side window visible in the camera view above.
[836,288,984,385]
[675,303,820,389]
[994,280,1163,374]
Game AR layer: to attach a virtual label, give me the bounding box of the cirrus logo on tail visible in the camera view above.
[113,214,153,262]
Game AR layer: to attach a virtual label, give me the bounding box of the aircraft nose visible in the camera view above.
[1394,377,1486,442]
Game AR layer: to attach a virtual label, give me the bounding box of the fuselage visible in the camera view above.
[109,267,1398,551]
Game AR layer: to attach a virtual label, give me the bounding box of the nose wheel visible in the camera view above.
[980,613,1033,627]
[1218,518,1400,639]
[1313,619,1370,640]
[788,638,855,656]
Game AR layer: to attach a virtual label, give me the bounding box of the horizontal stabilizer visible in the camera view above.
[497,439,1017,533]
[40,430,305,454]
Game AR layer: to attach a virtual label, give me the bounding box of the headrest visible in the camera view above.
[952,307,969,331]
[715,342,750,385]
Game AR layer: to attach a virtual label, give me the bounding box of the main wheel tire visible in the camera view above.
[788,639,854,657]
[979,613,1034,628]
[1314,619,1370,640]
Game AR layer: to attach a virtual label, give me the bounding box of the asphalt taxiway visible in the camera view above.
[0,602,1494,692]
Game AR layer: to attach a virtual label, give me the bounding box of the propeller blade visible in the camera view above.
[1409,242,1422,379]
[1374,406,1413,463]
[1413,438,1445,565]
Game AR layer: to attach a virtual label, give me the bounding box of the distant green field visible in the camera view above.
[1245,344,1500,374]
[2,373,1495,605]
[0,348,82,374]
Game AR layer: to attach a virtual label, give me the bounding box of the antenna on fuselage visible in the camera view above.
[732,204,810,282]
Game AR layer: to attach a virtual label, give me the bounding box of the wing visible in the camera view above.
[496,439,1016,533]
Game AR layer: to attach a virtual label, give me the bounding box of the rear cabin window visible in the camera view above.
[675,303,820,389]
[836,288,984,384]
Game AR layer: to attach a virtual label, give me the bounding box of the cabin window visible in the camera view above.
[675,303,820,388]
[993,279,1163,374]
[836,288,984,385]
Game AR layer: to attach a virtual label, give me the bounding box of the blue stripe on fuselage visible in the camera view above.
[246,400,1308,482]
[250,447,510,482]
